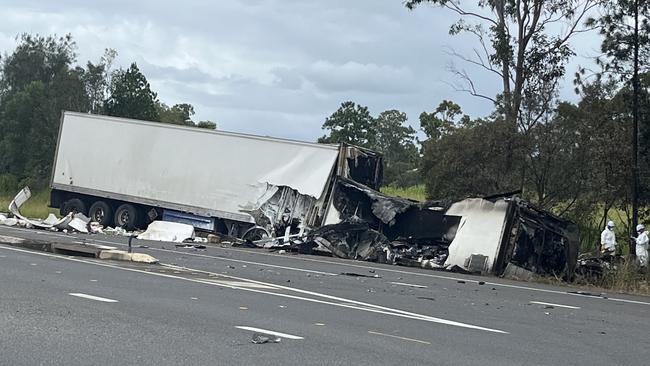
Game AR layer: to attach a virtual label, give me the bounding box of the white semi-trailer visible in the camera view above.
[49,111,382,237]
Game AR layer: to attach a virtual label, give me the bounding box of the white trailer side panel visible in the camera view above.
[52,112,339,221]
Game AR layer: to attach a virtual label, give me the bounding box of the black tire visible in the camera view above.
[61,198,87,216]
[241,226,270,242]
[114,203,139,230]
[88,201,114,227]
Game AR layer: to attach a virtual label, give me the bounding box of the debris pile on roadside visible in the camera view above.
[2,187,92,233]
[240,182,579,280]
[2,187,194,242]
[4,182,579,280]
[575,252,612,279]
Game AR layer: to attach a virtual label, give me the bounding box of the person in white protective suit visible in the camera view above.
[635,224,649,267]
[601,220,617,256]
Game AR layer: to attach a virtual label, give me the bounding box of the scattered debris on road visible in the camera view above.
[339,272,381,278]
[251,333,281,344]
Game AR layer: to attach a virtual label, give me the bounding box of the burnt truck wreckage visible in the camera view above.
[46,112,579,278]
[301,182,579,279]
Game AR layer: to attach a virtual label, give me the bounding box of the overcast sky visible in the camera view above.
[1,0,602,141]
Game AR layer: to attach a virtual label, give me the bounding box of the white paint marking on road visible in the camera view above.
[608,297,650,306]
[68,293,118,303]
[367,331,431,345]
[389,282,428,289]
[529,301,580,309]
[29,263,37,266]
[0,245,508,334]
[159,264,509,333]
[205,279,276,289]
[235,326,304,340]
[90,279,98,282]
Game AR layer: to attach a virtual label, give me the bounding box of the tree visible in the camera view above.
[419,100,470,140]
[420,116,517,199]
[0,34,77,96]
[318,101,375,148]
[523,102,590,210]
[83,48,117,114]
[0,34,88,189]
[197,120,217,130]
[104,62,159,121]
[586,0,650,240]
[405,1,598,140]
[156,102,196,125]
[373,110,419,186]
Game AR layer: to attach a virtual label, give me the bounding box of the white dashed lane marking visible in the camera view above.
[68,293,118,303]
[530,301,580,309]
[235,326,304,340]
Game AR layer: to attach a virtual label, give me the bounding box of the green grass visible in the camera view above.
[381,185,427,202]
[0,188,57,218]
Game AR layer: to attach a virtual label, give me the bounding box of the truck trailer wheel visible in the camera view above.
[88,201,113,227]
[114,203,139,230]
[61,198,87,216]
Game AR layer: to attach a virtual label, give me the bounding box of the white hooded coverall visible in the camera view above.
[601,227,616,253]
[636,231,649,267]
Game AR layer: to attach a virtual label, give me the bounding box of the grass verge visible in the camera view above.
[381,185,427,202]
[0,189,57,218]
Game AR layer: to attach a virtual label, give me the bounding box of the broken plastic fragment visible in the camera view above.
[68,217,89,233]
[43,213,60,226]
[89,222,104,234]
[251,333,281,344]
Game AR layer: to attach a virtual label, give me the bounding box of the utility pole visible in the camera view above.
[632,0,640,251]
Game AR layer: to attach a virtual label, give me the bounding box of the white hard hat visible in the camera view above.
[637,224,645,232]
[607,220,615,228]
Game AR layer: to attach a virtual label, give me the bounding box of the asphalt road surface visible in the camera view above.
[2,225,650,366]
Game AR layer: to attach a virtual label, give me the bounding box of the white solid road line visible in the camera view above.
[159,264,507,333]
[0,245,507,334]
[608,297,650,305]
[529,301,580,309]
[235,326,304,340]
[389,282,428,289]
[367,331,431,345]
[68,293,119,303]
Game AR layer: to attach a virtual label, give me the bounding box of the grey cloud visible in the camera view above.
[272,61,421,95]
[0,0,596,142]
